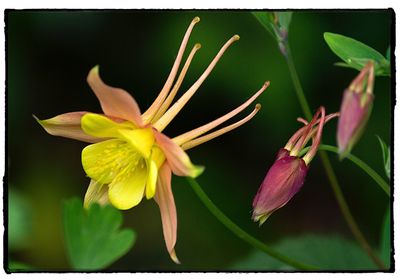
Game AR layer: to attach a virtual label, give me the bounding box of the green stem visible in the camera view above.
[283,42,386,269]
[300,144,390,196]
[187,178,318,271]
[285,44,313,121]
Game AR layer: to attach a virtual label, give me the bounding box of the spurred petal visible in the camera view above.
[154,130,204,178]
[34,112,101,143]
[81,113,135,139]
[108,161,148,210]
[153,162,180,264]
[87,66,143,126]
[83,179,109,209]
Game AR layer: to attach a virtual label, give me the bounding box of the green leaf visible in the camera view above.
[324,32,390,76]
[253,12,292,40]
[63,198,136,271]
[380,206,391,268]
[8,261,33,272]
[376,136,391,178]
[230,234,376,270]
[253,12,277,40]
[8,189,33,250]
[386,46,391,61]
[276,12,293,32]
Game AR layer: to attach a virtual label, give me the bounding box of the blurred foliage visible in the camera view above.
[8,188,33,250]
[230,234,376,270]
[324,32,390,76]
[7,261,33,272]
[376,136,391,179]
[63,198,136,270]
[252,12,292,55]
[380,206,391,268]
[6,10,392,270]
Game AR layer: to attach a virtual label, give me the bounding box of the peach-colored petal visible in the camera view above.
[153,162,180,264]
[153,130,204,178]
[34,112,102,143]
[87,66,143,127]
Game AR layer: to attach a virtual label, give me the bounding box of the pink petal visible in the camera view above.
[87,66,143,127]
[337,89,373,156]
[34,112,102,143]
[252,156,308,224]
[153,162,180,264]
[153,130,204,178]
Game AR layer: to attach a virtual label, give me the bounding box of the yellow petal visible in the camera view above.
[108,161,148,210]
[118,128,155,158]
[151,145,166,168]
[84,179,109,209]
[81,113,135,139]
[145,160,158,199]
[82,139,140,184]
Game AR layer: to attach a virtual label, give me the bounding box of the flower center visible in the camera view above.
[82,139,145,185]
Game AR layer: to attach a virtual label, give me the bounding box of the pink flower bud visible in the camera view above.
[337,62,375,158]
[252,152,308,226]
[252,107,339,226]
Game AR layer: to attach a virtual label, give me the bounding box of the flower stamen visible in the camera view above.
[142,17,200,124]
[181,104,261,150]
[303,107,326,165]
[153,43,202,122]
[173,81,269,146]
[154,34,241,132]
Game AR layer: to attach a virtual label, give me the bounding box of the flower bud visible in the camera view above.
[252,152,308,226]
[337,62,375,159]
[252,107,339,225]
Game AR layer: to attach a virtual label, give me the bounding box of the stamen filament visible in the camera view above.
[154,35,241,132]
[366,62,375,95]
[153,43,202,122]
[142,17,200,124]
[173,81,269,146]
[181,104,261,151]
[303,107,326,165]
[289,109,320,156]
[299,112,340,145]
[349,61,372,93]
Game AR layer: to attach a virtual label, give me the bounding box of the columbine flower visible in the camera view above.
[252,107,339,225]
[35,17,269,263]
[337,61,375,159]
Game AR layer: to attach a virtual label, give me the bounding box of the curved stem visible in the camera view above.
[300,144,390,196]
[285,44,313,121]
[187,178,318,271]
[283,41,386,269]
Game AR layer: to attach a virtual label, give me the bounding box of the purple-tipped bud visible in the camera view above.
[275,148,290,161]
[252,153,308,226]
[337,62,375,159]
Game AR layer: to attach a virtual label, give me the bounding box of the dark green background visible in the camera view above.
[6,10,392,271]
